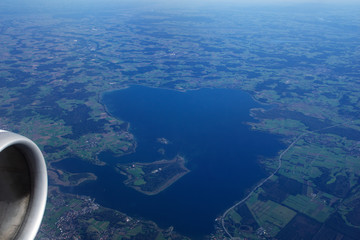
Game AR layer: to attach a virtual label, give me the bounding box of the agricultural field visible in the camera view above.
[0,1,359,239]
[37,188,189,240]
[220,129,360,239]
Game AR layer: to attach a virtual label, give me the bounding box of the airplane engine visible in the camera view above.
[0,130,47,240]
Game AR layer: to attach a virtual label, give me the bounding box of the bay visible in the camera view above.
[57,85,284,239]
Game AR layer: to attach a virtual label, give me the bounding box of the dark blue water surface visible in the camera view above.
[57,85,284,239]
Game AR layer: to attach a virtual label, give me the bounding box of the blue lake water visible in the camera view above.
[57,85,284,239]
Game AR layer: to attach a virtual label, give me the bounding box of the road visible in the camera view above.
[220,120,354,239]
[220,132,306,239]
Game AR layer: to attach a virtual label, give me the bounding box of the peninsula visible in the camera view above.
[116,155,189,195]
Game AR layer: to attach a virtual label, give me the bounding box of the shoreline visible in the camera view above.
[120,155,190,196]
[48,168,98,187]
[134,170,190,196]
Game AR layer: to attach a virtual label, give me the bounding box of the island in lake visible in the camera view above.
[157,137,170,145]
[2,1,360,239]
[116,155,189,195]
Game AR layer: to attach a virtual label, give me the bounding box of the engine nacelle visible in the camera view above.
[0,130,47,240]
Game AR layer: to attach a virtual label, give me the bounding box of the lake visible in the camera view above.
[57,85,284,239]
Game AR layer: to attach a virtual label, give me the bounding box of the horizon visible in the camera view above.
[1,0,360,12]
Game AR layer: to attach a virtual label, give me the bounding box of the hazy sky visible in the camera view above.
[3,0,360,6]
[1,0,359,14]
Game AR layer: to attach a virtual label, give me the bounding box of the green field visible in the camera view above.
[87,218,110,233]
[282,195,334,223]
[248,200,296,236]
[1,2,360,239]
